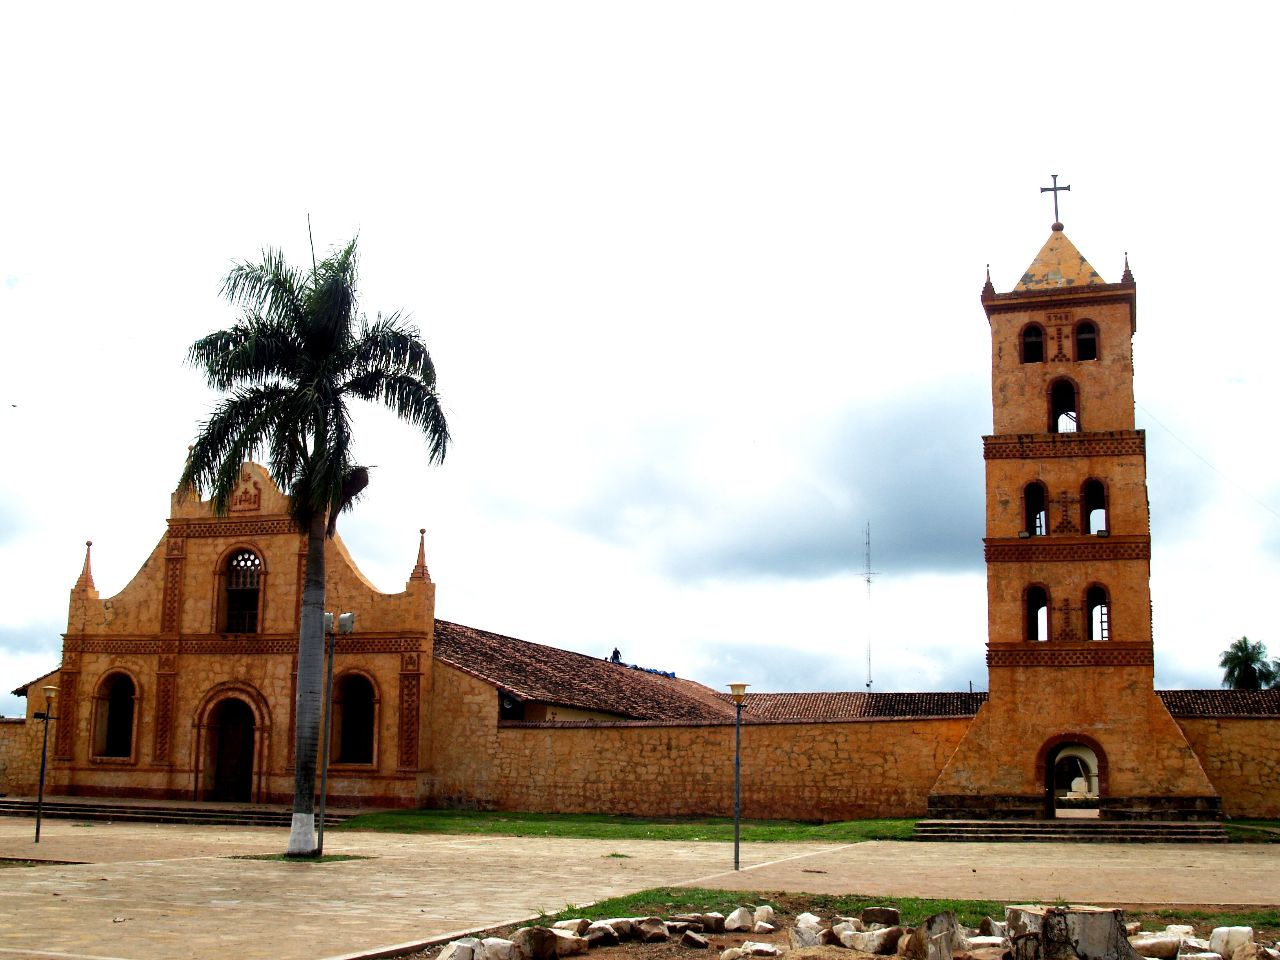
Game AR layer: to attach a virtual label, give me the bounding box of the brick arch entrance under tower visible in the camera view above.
[192,682,272,803]
[1036,732,1107,819]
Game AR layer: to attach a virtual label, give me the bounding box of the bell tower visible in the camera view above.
[929,199,1219,820]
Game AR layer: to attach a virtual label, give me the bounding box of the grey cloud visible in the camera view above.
[695,639,989,694]
[566,378,988,582]
[0,624,63,656]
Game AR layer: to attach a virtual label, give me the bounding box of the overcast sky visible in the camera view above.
[3,2,1279,715]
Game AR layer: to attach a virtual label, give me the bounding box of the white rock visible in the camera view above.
[1166,928,1196,940]
[1181,954,1224,960]
[968,937,1008,949]
[743,942,781,958]
[548,929,588,957]
[1181,940,1213,954]
[1210,929,1255,960]
[834,922,857,940]
[440,938,483,960]
[837,917,867,932]
[846,928,906,955]
[791,918,825,949]
[1131,935,1181,960]
[554,920,591,936]
[726,908,755,933]
[482,938,519,960]
[721,949,747,960]
[755,906,776,926]
[754,922,776,935]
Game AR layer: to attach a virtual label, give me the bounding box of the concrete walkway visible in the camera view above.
[0,819,1275,960]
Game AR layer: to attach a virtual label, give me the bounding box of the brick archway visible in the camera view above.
[1036,732,1109,817]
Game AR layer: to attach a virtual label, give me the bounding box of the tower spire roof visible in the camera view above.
[74,540,95,592]
[409,528,431,583]
[1014,227,1105,291]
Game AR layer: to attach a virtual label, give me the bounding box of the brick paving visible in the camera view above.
[0,818,1275,960]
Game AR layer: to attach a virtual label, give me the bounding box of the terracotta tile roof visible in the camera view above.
[432,620,735,723]
[729,691,988,721]
[1158,689,1280,717]
[11,668,59,698]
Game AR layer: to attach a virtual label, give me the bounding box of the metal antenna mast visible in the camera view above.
[864,522,878,689]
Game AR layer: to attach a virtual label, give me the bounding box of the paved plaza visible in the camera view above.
[0,818,1276,960]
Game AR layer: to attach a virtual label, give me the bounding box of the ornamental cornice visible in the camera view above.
[984,536,1150,563]
[987,642,1153,669]
[983,431,1145,460]
[166,516,300,539]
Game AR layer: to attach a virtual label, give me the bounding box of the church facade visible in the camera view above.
[4,222,1278,819]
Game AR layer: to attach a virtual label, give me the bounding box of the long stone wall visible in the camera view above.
[0,719,41,796]
[1173,717,1280,819]
[423,663,970,820]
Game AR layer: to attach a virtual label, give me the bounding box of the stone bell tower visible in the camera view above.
[928,201,1219,820]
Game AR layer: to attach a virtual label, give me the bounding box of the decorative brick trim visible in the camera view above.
[161,556,184,633]
[985,537,1151,563]
[987,644,1153,668]
[54,672,77,759]
[153,672,176,763]
[397,673,420,769]
[167,517,298,539]
[67,634,426,656]
[984,431,1145,460]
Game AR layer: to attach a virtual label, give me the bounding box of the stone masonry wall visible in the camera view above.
[423,663,970,819]
[1173,717,1280,819]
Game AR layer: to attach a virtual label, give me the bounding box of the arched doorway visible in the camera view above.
[206,698,255,802]
[1042,739,1102,818]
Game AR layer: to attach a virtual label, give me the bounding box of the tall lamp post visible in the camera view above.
[727,682,749,871]
[33,685,57,843]
[317,612,354,856]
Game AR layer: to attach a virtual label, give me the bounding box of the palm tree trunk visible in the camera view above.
[287,511,328,855]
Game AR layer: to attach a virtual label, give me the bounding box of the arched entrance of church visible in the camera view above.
[1040,736,1104,818]
[205,698,255,802]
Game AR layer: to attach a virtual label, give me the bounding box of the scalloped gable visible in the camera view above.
[171,461,293,520]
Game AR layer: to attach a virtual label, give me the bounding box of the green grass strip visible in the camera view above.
[335,809,917,842]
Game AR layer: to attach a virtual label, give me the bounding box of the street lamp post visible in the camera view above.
[33,685,57,843]
[317,612,354,856]
[727,682,749,871]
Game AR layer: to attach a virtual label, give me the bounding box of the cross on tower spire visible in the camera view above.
[1040,173,1071,229]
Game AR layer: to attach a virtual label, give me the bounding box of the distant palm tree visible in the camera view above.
[1218,636,1279,690]
[181,238,449,855]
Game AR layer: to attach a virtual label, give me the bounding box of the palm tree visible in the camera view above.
[180,238,448,855]
[1218,636,1279,690]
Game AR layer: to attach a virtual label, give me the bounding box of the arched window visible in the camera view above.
[331,674,376,764]
[224,550,262,633]
[1049,379,1078,433]
[1082,479,1108,534]
[1023,482,1048,536]
[1075,321,1098,361]
[1026,586,1050,642]
[1086,585,1110,641]
[1021,324,1045,363]
[92,673,136,759]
